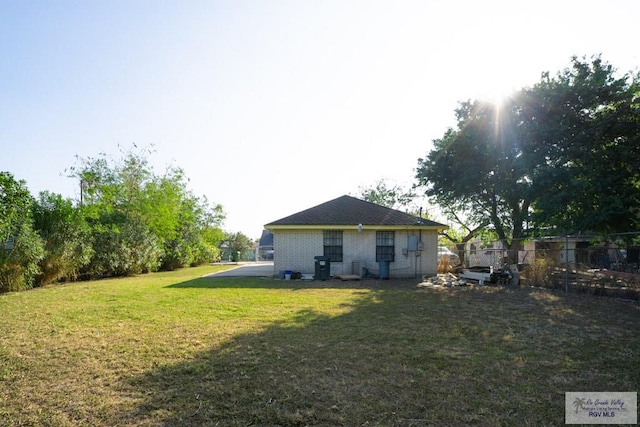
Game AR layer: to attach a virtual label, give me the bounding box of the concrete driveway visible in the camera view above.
[205,262,274,278]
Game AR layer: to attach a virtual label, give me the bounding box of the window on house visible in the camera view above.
[323,230,343,262]
[376,231,395,262]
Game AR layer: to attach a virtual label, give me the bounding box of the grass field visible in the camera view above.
[1,265,639,426]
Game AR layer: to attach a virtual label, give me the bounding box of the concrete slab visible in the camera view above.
[205,262,274,278]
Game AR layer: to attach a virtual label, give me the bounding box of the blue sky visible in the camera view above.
[1,0,638,238]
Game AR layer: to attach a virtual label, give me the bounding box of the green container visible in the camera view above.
[314,256,331,280]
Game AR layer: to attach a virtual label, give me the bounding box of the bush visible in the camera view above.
[84,221,162,278]
[0,173,45,292]
[0,263,24,292]
[0,224,44,292]
[32,192,94,285]
[523,256,556,288]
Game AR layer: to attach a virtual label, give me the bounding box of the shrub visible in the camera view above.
[524,256,556,288]
[0,223,44,292]
[1,173,44,292]
[84,220,162,278]
[32,192,94,285]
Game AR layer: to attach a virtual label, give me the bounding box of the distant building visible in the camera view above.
[258,229,274,261]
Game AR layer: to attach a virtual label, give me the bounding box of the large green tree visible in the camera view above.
[69,146,225,277]
[416,56,640,261]
[71,148,163,277]
[521,57,640,234]
[416,97,535,261]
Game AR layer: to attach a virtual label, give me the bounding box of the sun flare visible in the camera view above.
[476,72,518,108]
[483,85,514,108]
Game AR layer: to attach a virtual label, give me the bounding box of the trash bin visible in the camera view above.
[314,256,331,281]
[378,259,390,280]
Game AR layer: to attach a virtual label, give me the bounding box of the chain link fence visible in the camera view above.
[452,232,640,300]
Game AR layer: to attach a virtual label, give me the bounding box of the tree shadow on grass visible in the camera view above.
[167,276,419,290]
[113,284,640,426]
[116,290,443,426]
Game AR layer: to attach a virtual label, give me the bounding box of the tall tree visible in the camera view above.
[522,56,640,234]
[70,147,163,277]
[68,146,225,276]
[416,56,640,260]
[416,97,535,262]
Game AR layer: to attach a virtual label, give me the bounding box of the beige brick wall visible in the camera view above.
[273,230,322,276]
[273,229,439,278]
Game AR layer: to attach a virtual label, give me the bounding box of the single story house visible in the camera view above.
[264,195,448,279]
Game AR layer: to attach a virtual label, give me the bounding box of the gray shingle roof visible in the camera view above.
[258,229,273,246]
[265,195,446,228]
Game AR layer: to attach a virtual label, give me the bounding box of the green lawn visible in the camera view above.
[1,266,638,426]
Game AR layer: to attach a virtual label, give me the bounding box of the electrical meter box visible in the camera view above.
[408,235,419,251]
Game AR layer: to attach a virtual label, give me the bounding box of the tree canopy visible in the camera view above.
[416,56,640,256]
[353,178,429,216]
[521,57,640,234]
[1,146,230,292]
[68,146,226,276]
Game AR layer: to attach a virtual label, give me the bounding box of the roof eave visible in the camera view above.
[265,224,448,231]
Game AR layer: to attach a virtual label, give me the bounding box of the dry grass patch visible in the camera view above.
[1,270,639,426]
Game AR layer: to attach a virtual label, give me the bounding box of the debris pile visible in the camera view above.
[417,273,472,288]
[437,257,457,274]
